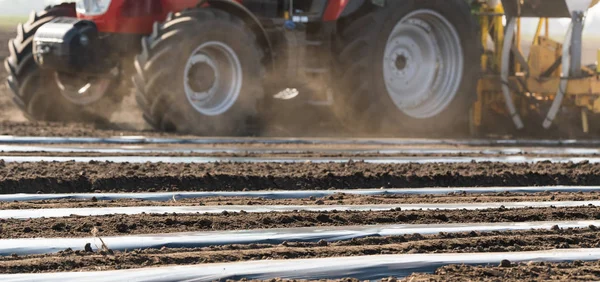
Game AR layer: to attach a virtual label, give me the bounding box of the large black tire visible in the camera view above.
[134,8,265,136]
[4,4,129,123]
[333,0,481,136]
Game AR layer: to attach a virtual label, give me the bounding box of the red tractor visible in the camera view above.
[5,0,480,135]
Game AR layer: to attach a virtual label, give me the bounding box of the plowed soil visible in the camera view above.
[403,260,600,281]
[4,161,599,279]
[2,206,599,239]
[0,161,598,194]
[0,227,598,274]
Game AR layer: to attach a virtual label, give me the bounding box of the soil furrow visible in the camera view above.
[0,161,599,194]
[402,260,600,281]
[2,206,599,239]
[0,228,596,274]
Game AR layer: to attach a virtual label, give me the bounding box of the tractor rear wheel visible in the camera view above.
[134,8,265,136]
[333,0,480,136]
[4,4,129,124]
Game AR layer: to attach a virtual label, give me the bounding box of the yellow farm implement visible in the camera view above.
[474,0,600,135]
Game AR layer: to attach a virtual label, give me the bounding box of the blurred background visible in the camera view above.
[0,0,66,15]
[0,0,69,29]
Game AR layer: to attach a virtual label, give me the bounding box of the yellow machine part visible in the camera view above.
[475,0,600,134]
[472,2,505,129]
[528,37,562,78]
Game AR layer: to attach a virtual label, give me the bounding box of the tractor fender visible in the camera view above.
[203,0,273,67]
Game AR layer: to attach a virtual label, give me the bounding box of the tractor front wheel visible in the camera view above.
[4,4,129,124]
[134,8,265,136]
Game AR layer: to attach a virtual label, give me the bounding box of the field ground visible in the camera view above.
[3,20,600,282]
[0,146,598,280]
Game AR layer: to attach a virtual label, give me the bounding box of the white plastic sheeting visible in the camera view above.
[1,155,600,163]
[1,201,598,219]
[1,186,597,202]
[2,135,600,146]
[1,220,597,256]
[3,249,600,282]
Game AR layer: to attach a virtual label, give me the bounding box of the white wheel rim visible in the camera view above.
[383,10,464,119]
[184,41,242,116]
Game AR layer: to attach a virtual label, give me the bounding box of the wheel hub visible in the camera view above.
[394,54,408,71]
[383,10,464,119]
[384,24,437,108]
[184,41,242,116]
[185,53,220,102]
[188,61,217,93]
